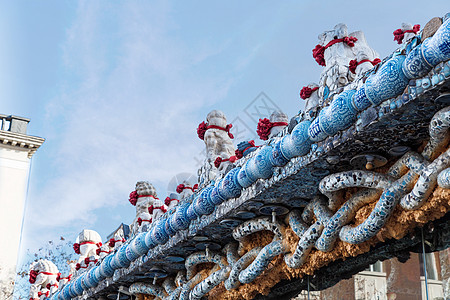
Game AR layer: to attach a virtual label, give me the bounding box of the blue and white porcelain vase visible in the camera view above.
[125,242,141,262]
[280,120,312,159]
[79,272,89,290]
[74,276,84,296]
[93,265,103,282]
[130,232,150,256]
[164,215,177,236]
[186,202,200,221]
[351,86,371,112]
[269,141,289,167]
[99,253,115,278]
[144,228,157,249]
[68,281,79,298]
[61,285,71,300]
[421,18,450,67]
[320,90,357,136]
[64,282,76,299]
[150,219,169,245]
[193,186,215,216]
[115,243,131,268]
[308,107,330,142]
[83,268,96,288]
[364,55,408,105]
[402,43,433,79]
[217,167,242,199]
[209,185,226,205]
[236,160,255,188]
[169,201,190,231]
[244,146,273,180]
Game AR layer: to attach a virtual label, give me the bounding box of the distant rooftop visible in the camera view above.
[0,114,44,158]
[0,114,31,134]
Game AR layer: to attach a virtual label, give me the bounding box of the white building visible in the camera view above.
[0,114,44,298]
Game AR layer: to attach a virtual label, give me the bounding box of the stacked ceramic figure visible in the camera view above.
[107,229,126,252]
[164,192,180,211]
[129,181,158,234]
[315,23,379,102]
[28,259,59,300]
[393,22,421,45]
[176,180,197,200]
[257,111,289,141]
[72,230,101,274]
[300,83,321,119]
[197,110,236,186]
[96,242,112,259]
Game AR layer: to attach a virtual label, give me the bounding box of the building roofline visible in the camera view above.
[0,130,45,158]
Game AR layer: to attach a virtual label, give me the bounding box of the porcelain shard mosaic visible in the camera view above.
[30,14,450,300]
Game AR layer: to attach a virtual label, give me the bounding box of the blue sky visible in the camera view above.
[1,1,447,266]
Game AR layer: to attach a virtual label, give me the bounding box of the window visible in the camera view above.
[419,253,439,280]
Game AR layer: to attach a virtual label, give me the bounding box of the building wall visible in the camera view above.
[0,115,44,299]
[292,252,448,300]
[0,145,31,297]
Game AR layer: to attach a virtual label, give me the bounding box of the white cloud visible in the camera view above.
[23,1,249,249]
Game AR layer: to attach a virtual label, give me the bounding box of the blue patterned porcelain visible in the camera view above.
[125,242,141,261]
[308,107,330,142]
[245,146,273,180]
[169,201,190,231]
[115,243,131,268]
[63,283,74,299]
[150,219,169,244]
[49,291,59,300]
[405,36,420,54]
[81,272,91,289]
[323,85,330,100]
[320,90,357,136]
[186,202,200,221]
[144,228,157,249]
[269,141,289,167]
[422,18,450,67]
[431,74,440,86]
[237,160,255,188]
[422,77,431,89]
[130,232,150,256]
[108,251,121,270]
[83,268,96,288]
[217,167,242,199]
[352,86,371,112]
[193,186,215,216]
[61,285,71,300]
[402,43,432,79]
[89,266,100,286]
[93,265,103,282]
[445,13,450,22]
[51,291,61,300]
[236,141,258,157]
[443,62,450,78]
[281,120,312,159]
[68,282,78,298]
[74,276,84,295]
[364,55,408,105]
[209,185,226,205]
[99,254,115,278]
[164,215,177,236]
[80,273,89,290]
